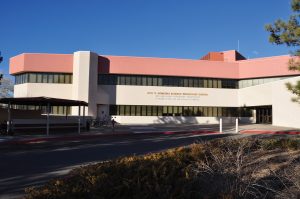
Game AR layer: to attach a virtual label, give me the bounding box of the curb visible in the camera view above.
[240,130,300,135]
[1,130,221,145]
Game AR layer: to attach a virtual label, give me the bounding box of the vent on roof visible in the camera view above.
[200,50,246,61]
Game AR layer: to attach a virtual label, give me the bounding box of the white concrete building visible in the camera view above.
[9,50,300,128]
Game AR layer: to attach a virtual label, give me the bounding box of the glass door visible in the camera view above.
[256,106,272,124]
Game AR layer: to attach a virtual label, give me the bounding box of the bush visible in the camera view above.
[260,138,300,150]
[25,137,300,199]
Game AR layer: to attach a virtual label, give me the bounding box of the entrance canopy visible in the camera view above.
[0,97,88,136]
[0,97,88,107]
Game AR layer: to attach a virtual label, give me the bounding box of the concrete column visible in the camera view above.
[78,105,81,134]
[83,106,86,128]
[72,51,98,117]
[7,102,11,134]
[46,103,50,136]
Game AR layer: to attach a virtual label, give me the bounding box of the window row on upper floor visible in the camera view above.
[14,72,296,89]
[98,74,238,89]
[15,73,73,85]
[238,76,291,88]
[99,74,297,89]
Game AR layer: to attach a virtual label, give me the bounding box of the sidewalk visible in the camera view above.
[0,129,221,146]
[240,130,300,135]
[1,124,299,147]
[238,124,300,135]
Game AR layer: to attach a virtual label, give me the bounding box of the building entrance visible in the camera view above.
[97,105,109,120]
[256,106,272,124]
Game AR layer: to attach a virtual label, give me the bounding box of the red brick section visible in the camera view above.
[240,130,300,135]
[200,52,224,61]
[3,130,220,145]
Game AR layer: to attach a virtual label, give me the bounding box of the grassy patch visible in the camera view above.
[25,137,300,199]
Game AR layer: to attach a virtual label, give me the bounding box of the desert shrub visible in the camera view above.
[260,138,300,150]
[24,137,300,199]
[274,160,300,199]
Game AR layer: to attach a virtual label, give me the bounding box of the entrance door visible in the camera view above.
[97,105,109,120]
[256,106,272,124]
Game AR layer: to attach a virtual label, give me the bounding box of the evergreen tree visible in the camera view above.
[265,0,300,102]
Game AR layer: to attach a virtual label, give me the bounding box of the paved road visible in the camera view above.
[2,123,290,199]
[0,124,239,199]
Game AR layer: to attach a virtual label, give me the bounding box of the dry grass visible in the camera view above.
[24,137,300,199]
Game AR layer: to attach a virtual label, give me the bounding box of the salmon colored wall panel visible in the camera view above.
[100,56,240,78]
[10,52,300,79]
[238,56,300,79]
[223,50,236,62]
[9,54,25,74]
[209,52,224,61]
[99,55,300,79]
[10,53,73,74]
[200,54,210,60]
[200,52,224,61]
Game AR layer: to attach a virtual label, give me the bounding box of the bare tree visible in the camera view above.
[0,51,14,98]
[0,76,14,98]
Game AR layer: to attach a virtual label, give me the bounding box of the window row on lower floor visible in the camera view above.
[109,105,253,117]
[15,105,71,115]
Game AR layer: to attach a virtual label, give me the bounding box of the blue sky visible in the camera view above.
[0,0,293,76]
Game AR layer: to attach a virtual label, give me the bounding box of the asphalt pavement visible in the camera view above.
[0,123,239,199]
[0,123,298,199]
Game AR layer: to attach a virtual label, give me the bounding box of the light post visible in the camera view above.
[0,51,3,63]
[0,51,3,84]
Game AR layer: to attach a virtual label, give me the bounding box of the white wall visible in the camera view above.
[108,77,300,127]
[13,52,300,128]
[239,76,300,128]
[14,83,72,99]
[96,84,255,125]
[272,76,300,128]
[97,85,239,107]
[96,85,117,105]
[238,83,272,107]
[72,51,98,116]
